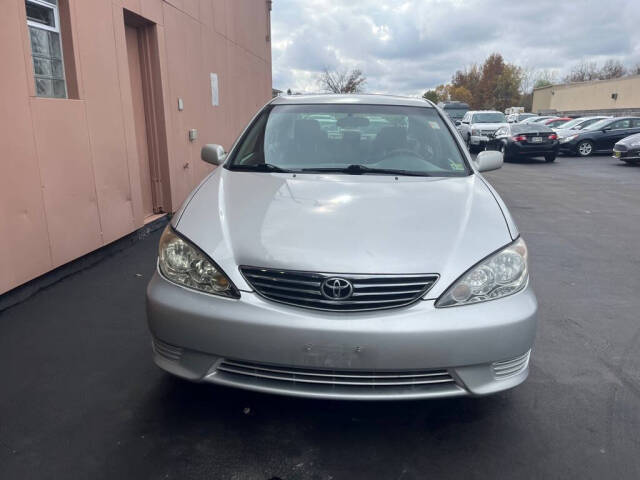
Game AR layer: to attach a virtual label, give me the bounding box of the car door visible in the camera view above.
[598,119,632,151]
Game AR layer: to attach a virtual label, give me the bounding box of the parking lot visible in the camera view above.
[1,154,639,479]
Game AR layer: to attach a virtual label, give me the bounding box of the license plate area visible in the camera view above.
[529,136,543,143]
[614,151,621,158]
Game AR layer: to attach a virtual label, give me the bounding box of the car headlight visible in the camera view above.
[561,134,579,143]
[158,226,239,297]
[435,237,528,307]
[471,128,479,135]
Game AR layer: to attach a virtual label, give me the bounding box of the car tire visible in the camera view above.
[500,144,511,161]
[576,140,594,157]
[466,135,475,153]
[545,153,556,162]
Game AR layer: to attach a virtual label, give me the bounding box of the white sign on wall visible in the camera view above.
[210,73,219,106]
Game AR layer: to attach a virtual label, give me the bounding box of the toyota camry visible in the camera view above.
[146,94,537,400]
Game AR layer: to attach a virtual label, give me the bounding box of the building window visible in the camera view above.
[26,0,67,98]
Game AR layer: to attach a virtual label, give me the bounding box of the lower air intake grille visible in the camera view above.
[492,350,531,379]
[240,267,438,311]
[216,359,456,390]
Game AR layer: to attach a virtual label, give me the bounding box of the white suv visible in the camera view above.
[458,110,509,152]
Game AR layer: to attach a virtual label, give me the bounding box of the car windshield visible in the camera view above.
[472,112,505,123]
[227,104,469,177]
[445,109,467,119]
[547,119,569,127]
[583,119,612,131]
[557,118,583,129]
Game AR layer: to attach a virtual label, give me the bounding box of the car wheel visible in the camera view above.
[500,144,511,161]
[577,140,594,157]
[545,153,556,162]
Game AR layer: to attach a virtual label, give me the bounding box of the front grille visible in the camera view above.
[492,350,530,379]
[215,359,457,393]
[480,129,496,137]
[240,267,438,311]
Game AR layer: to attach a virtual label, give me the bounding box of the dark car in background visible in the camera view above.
[559,117,640,157]
[437,101,469,122]
[488,123,559,162]
[613,132,640,164]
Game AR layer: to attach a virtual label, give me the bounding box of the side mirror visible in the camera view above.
[455,120,462,126]
[602,127,611,132]
[201,144,226,165]
[475,150,503,172]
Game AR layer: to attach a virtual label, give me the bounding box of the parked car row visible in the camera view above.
[452,108,640,164]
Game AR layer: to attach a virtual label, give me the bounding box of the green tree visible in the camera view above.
[448,85,473,105]
[452,64,482,108]
[534,79,552,89]
[493,64,523,112]
[422,89,439,103]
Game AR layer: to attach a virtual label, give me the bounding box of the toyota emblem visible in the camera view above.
[321,277,353,300]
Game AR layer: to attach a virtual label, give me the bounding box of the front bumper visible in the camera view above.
[613,148,640,162]
[559,139,580,153]
[146,271,538,400]
[470,134,492,146]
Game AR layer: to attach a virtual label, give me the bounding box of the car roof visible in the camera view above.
[271,94,433,108]
[468,110,503,114]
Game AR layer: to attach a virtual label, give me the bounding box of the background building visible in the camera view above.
[532,75,640,116]
[0,0,272,295]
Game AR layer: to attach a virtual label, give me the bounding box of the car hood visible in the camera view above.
[616,132,640,146]
[471,122,508,130]
[174,169,515,297]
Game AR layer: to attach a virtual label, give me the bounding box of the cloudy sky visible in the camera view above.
[271,0,640,96]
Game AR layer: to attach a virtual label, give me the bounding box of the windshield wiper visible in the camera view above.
[230,163,293,173]
[301,164,431,177]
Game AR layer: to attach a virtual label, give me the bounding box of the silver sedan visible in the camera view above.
[146,94,537,400]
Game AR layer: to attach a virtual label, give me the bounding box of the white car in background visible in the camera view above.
[457,110,509,152]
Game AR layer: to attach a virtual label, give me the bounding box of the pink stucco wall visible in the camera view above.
[0,0,272,294]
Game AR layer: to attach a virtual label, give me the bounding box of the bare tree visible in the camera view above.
[630,64,640,76]
[319,67,366,93]
[599,59,626,79]
[564,61,599,83]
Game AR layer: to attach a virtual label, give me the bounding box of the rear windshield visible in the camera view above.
[511,124,552,133]
[472,112,505,123]
[444,108,468,119]
[227,104,470,177]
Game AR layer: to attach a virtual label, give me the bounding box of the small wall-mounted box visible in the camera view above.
[188,129,197,142]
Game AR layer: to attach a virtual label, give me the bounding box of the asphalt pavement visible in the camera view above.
[1,154,639,479]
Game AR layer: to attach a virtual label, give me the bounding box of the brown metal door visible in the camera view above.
[125,25,154,218]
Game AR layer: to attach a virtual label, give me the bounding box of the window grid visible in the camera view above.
[26,0,67,99]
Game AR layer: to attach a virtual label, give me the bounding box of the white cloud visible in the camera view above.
[271,0,640,96]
